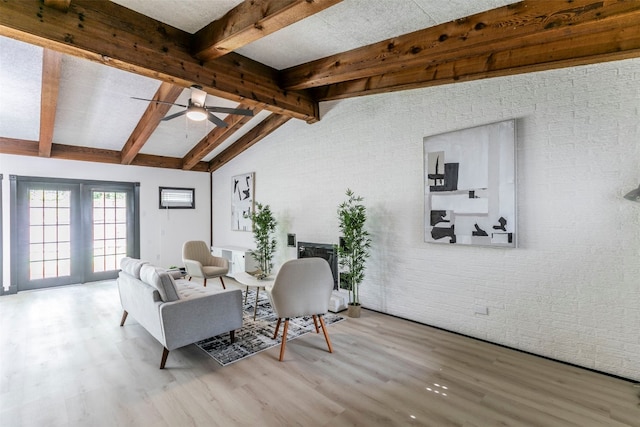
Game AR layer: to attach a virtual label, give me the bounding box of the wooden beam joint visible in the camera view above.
[192,0,343,61]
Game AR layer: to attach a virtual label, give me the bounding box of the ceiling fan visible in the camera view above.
[132,85,253,128]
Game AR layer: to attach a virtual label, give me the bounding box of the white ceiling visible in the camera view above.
[0,0,518,161]
[0,37,44,141]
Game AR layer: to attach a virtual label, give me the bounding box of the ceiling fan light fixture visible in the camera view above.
[186,105,207,121]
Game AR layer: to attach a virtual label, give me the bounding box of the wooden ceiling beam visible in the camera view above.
[0,137,209,171]
[281,0,640,91]
[313,13,640,101]
[120,82,184,165]
[181,103,260,170]
[0,138,40,156]
[209,113,290,172]
[193,0,342,61]
[0,0,319,122]
[39,49,62,158]
[133,153,208,172]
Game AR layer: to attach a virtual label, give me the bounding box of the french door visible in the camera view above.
[10,176,139,292]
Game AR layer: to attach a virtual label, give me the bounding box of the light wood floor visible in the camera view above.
[1,280,638,427]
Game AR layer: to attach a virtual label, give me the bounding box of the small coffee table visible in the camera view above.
[232,271,274,320]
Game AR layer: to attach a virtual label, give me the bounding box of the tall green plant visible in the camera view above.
[248,202,277,278]
[337,189,371,306]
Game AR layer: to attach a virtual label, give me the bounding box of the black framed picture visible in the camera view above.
[159,187,195,209]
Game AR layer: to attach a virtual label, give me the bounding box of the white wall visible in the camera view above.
[0,155,211,288]
[212,58,640,380]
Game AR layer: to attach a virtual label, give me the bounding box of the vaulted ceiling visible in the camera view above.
[1,0,639,172]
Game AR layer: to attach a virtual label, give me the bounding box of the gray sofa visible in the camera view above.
[117,257,243,369]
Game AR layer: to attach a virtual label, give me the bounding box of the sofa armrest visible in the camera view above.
[117,273,164,343]
[159,288,243,351]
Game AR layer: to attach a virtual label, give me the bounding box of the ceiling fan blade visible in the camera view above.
[161,110,188,121]
[207,112,228,128]
[190,86,207,107]
[205,106,254,116]
[131,97,187,108]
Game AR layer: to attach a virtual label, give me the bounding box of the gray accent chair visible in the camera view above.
[117,257,243,369]
[182,240,229,288]
[265,258,334,361]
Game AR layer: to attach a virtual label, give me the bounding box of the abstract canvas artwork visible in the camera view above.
[231,172,254,231]
[424,120,516,247]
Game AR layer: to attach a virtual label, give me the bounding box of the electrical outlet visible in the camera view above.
[474,306,489,315]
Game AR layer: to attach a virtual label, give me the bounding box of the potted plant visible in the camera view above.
[248,202,277,279]
[337,189,371,317]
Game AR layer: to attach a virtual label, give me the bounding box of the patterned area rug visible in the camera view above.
[195,291,344,366]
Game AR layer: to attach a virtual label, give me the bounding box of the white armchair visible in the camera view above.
[182,240,228,288]
[265,258,334,361]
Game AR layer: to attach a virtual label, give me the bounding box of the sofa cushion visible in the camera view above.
[175,279,216,300]
[120,257,147,279]
[140,264,180,302]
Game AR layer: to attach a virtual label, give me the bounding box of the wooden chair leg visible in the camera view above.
[273,318,282,339]
[278,319,290,361]
[312,315,320,333]
[203,278,207,287]
[230,330,235,344]
[244,286,249,304]
[160,347,170,369]
[188,276,192,281]
[120,310,128,327]
[318,316,333,354]
[253,287,260,320]
[219,276,226,289]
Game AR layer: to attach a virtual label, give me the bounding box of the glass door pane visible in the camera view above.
[27,188,72,280]
[83,183,136,283]
[92,191,128,273]
[15,181,82,291]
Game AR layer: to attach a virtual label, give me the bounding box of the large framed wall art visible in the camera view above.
[231,172,254,231]
[424,119,516,247]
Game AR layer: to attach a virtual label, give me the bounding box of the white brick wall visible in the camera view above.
[212,58,640,380]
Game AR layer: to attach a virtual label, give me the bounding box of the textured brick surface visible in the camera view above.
[213,58,640,380]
